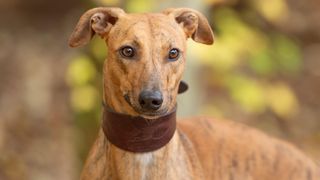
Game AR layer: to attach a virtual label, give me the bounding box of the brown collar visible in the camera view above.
[102,108,177,153]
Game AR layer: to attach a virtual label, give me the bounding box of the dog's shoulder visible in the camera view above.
[177,116,267,142]
[177,117,319,179]
[80,129,110,180]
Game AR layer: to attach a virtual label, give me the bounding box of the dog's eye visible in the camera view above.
[168,48,180,61]
[120,46,135,58]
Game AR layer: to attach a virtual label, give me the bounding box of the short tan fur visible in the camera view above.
[69,7,319,180]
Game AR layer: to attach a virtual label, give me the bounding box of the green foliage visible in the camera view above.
[188,7,302,117]
[226,75,266,114]
[126,0,155,12]
[250,0,289,23]
[249,35,301,76]
[249,48,276,76]
[66,54,103,162]
[71,85,99,112]
[273,35,301,74]
[66,55,97,87]
[90,37,108,62]
[266,83,299,118]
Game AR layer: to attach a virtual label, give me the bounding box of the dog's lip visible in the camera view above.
[133,105,168,117]
[139,108,168,116]
[124,94,131,106]
[124,93,169,117]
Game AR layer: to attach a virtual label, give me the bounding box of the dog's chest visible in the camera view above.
[104,133,198,180]
[134,153,154,180]
[108,150,194,180]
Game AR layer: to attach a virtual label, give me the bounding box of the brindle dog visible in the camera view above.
[69,7,319,180]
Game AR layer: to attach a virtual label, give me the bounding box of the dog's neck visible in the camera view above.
[99,95,195,179]
[101,106,177,152]
[99,80,198,178]
[98,130,199,179]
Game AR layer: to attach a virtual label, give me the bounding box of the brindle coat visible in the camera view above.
[69,7,320,180]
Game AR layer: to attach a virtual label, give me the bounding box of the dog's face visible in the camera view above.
[104,14,187,116]
[69,7,214,117]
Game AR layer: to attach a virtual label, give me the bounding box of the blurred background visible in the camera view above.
[0,0,320,179]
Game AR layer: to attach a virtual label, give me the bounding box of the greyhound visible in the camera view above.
[69,7,319,180]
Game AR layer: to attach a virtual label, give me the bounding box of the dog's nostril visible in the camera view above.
[152,99,162,106]
[152,100,160,105]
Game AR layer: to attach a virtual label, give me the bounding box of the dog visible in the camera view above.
[69,7,320,180]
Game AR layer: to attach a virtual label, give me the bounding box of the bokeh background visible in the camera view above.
[0,0,319,179]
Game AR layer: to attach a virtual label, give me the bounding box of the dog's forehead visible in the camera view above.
[110,13,184,44]
[124,13,178,29]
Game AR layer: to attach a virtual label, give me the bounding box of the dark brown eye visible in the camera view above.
[120,46,135,58]
[168,48,180,61]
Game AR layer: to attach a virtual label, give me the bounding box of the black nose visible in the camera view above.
[139,90,163,111]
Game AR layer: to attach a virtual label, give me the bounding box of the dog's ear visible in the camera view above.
[178,80,188,94]
[69,7,125,48]
[163,8,214,45]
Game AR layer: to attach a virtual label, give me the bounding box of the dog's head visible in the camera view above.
[69,7,214,118]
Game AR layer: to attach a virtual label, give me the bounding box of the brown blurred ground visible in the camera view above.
[0,0,83,179]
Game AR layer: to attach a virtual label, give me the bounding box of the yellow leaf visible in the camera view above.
[188,8,268,72]
[71,85,99,112]
[101,0,119,5]
[252,0,289,23]
[90,37,107,61]
[126,0,154,13]
[266,83,299,118]
[227,75,266,114]
[66,55,97,87]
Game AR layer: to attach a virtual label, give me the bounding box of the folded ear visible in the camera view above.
[178,80,189,94]
[162,8,214,45]
[68,7,125,48]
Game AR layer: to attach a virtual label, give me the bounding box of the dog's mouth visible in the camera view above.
[139,108,169,117]
[124,93,169,117]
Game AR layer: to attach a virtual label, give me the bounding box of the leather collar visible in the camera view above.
[102,108,176,152]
